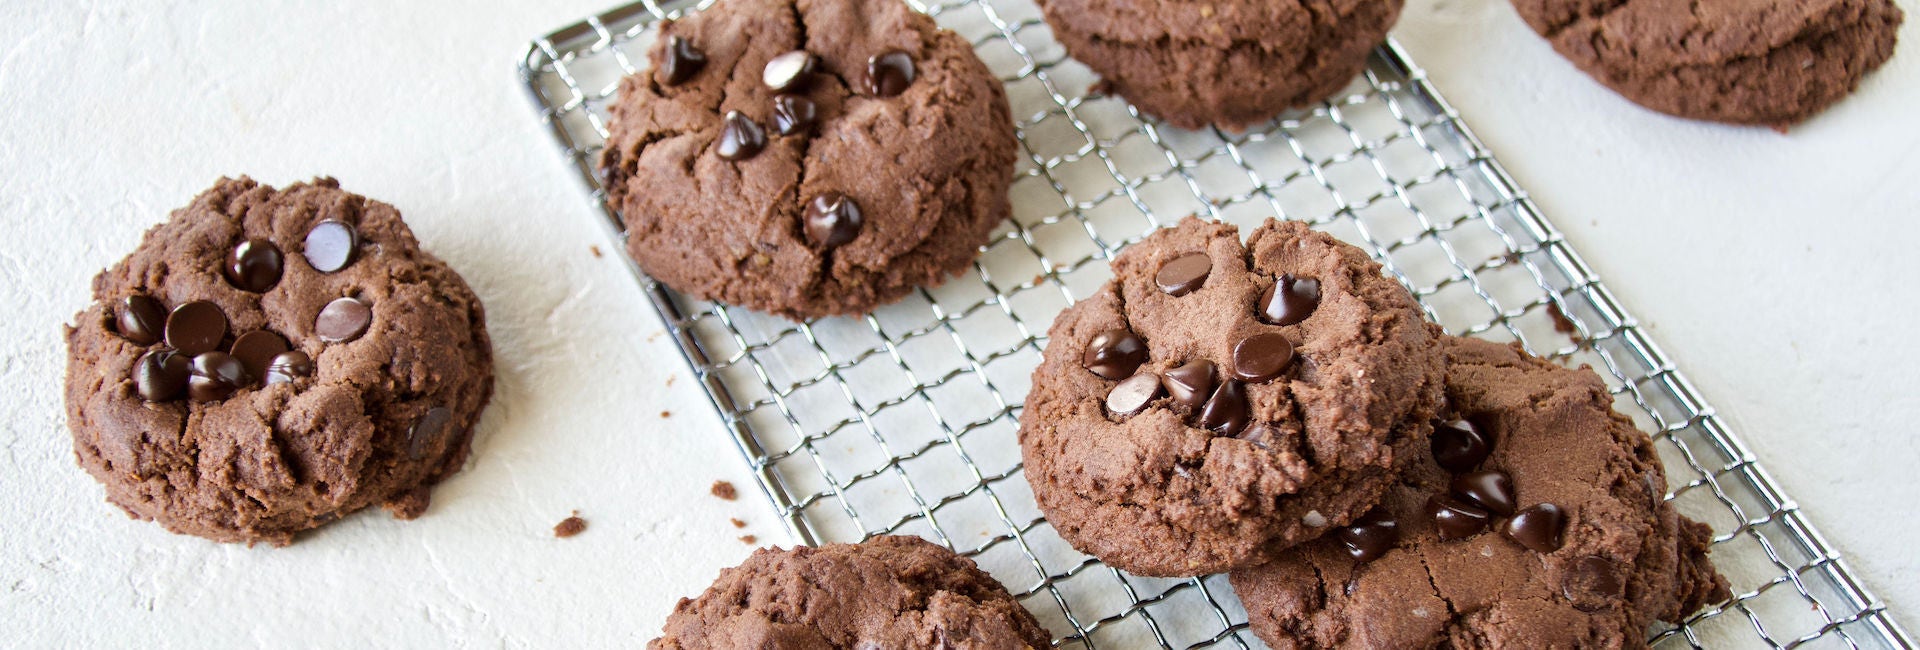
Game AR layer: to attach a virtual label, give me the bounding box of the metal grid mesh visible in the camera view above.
[518,1,1911,647]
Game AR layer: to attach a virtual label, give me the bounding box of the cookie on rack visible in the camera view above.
[1510,0,1904,129]
[651,535,1051,649]
[1019,217,1446,577]
[1228,336,1729,648]
[598,0,1018,320]
[65,177,493,546]
[1037,0,1405,132]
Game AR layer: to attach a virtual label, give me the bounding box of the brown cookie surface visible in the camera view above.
[1019,217,1445,577]
[1229,336,1728,649]
[599,0,1018,320]
[650,535,1050,649]
[65,177,493,545]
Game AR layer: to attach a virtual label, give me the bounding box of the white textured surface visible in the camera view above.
[0,0,1913,645]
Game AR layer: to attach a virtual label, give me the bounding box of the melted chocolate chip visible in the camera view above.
[772,94,818,136]
[316,297,373,343]
[1198,379,1249,436]
[133,350,189,402]
[224,239,284,293]
[804,193,863,249]
[1504,503,1566,553]
[188,352,250,402]
[1161,359,1216,412]
[1451,470,1517,517]
[303,220,359,274]
[1426,494,1491,540]
[164,301,227,356]
[1335,509,1399,562]
[659,35,707,86]
[229,330,290,385]
[1155,253,1211,296]
[1082,330,1148,380]
[763,50,818,92]
[1431,419,1491,474]
[116,295,167,345]
[1239,422,1277,449]
[867,50,915,97]
[716,111,767,161]
[1106,372,1161,416]
[1231,333,1295,383]
[264,350,313,385]
[1565,556,1625,601]
[1259,275,1322,326]
[408,407,453,460]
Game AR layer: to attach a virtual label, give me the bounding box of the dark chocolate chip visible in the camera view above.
[1259,275,1322,326]
[1335,509,1399,563]
[1426,494,1491,540]
[188,351,250,402]
[164,301,227,356]
[867,50,915,97]
[1161,359,1216,412]
[1239,422,1276,449]
[772,95,818,136]
[1082,329,1148,381]
[229,330,290,385]
[133,349,189,402]
[1564,556,1625,601]
[716,111,767,161]
[1451,470,1517,517]
[1231,332,1295,383]
[1431,419,1491,474]
[1155,253,1211,296]
[264,350,313,385]
[116,295,166,345]
[803,193,863,249]
[304,220,359,274]
[762,50,817,92]
[1198,379,1249,436]
[408,407,453,460]
[1505,503,1566,553]
[1106,372,1161,417]
[659,35,706,86]
[316,297,372,343]
[224,239,284,293]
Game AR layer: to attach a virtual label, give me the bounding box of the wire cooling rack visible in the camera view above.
[519,1,1911,647]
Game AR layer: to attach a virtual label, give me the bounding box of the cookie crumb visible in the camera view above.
[660,410,672,418]
[730,518,747,528]
[590,245,603,258]
[711,480,738,501]
[553,513,587,538]
[666,374,677,387]
[739,535,757,545]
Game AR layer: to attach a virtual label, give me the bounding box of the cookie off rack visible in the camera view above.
[518,0,1910,647]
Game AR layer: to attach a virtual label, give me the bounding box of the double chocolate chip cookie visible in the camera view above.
[651,535,1050,649]
[1039,0,1405,132]
[1229,337,1728,648]
[1511,0,1904,128]
[599,0,1019,320]
[65,177,493,545]
[1019,217,1445,577]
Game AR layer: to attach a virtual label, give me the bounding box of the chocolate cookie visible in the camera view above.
[1019,217,1445,577]
[1511,0,1903,128]
[1229,337,1728,648]
[64,177,493,545]
[651,535,1050,648]
[1038,0,1405,132]
[599,0,1018,320]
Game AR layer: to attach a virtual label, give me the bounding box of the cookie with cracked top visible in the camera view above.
[1037,0,1405,132]
[1018,217,1445,577]
[1510,0,1903,129]
[598,0,1018,320]
[1229,336,1729,649]
[650,535,1050,649]
[65,177,493,546]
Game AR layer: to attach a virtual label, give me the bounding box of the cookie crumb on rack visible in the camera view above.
[589,245,603,258]
[730,518,747,528]
[739,535,757,545]
[660,410,672,418]
[711,481,737,501]
[553,512,587,538]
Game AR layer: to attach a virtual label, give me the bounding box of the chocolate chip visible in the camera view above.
[1564,556,1625,601]
[716,111,767,161]
[1155,253,1211,296]
[1231,333,1295,383]
[264,350,313,385]
[304,220,359,274]
[803,192,863,249]
[133,350,189,402]
[867,50,915,97]
[1239,422,1277,449]
[1426,494,1491,540]
[316,297,372,343]
[763,50,817,92]
[1260,275,1322,326]
[188,351,250,402]
[1505,503,1566,553]
[1450,470,1517,517]
[1161,359,1216,412]
[659,35,706,86]
[229,330,290,385]
[1198,379,1249,436]
[772,94,819,136]
[1082,329,1148,380]
[115,295,166,345]
[224,239,284,293]
[408,407,452,460]
[164,301,227,356]
[1431,419,1491,474]
[1106,372,1161,416]
[1335,509,1399,562]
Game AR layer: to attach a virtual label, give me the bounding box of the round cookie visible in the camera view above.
[599,0,1018,320]
[1037,0,1405,132]
[65,177,493,546]
[1510,0,1904,129]
[1019,217,1445,577]
[651,535,1051,649]
[1228,336,1728,649]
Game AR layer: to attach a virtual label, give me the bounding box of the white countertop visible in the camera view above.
[2,0,1914,645]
